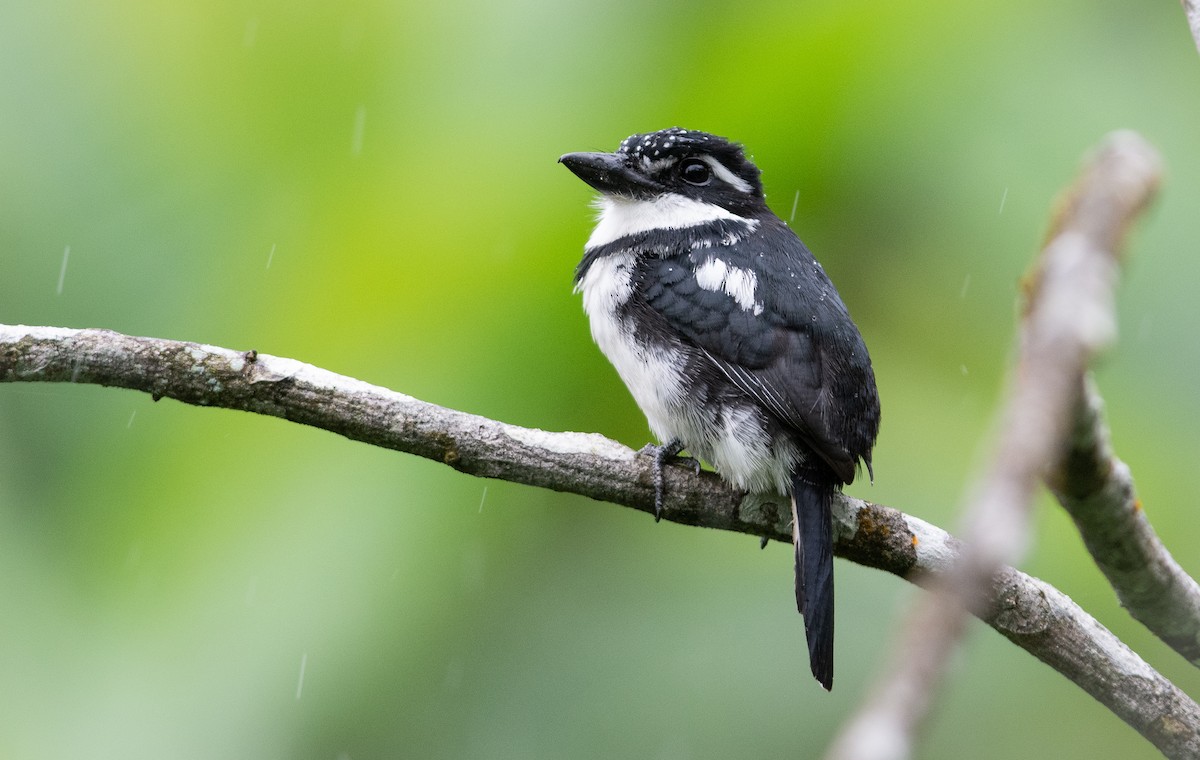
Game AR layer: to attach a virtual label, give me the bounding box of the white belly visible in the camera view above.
[577,252,689,442]
[576,252,797,495]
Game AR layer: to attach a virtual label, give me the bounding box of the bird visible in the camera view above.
[559,127,880,690]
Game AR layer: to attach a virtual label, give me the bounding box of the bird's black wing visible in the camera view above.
[635,217,877,485]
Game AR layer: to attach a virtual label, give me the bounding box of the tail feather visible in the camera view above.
[791,471,835,691]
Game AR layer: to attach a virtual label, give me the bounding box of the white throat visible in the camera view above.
[585,193,751,250]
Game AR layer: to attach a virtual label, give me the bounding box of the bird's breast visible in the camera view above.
[576,250,798,495]
[577,252,690,441]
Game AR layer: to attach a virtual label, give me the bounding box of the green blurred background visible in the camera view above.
[2,0,1199,757]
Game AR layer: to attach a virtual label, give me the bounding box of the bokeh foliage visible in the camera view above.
[2,1,1199,757]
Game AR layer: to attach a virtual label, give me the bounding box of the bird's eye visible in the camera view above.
[680,159,712,186]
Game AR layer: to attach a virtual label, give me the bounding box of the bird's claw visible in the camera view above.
[644,439,699,522]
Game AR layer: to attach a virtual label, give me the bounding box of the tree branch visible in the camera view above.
[1048,374,1200,665]
[825,131,1169,760]
[2,321,1198,755]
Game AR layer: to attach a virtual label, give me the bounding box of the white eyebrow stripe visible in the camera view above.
[699,155,753,193]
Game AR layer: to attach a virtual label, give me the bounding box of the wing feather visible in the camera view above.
[634,218,876,484]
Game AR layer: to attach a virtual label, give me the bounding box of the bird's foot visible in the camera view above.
[640,439,701,522]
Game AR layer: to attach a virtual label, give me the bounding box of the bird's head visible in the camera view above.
[560,127,765,216]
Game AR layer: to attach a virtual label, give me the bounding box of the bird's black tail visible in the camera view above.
[791,470,835,691]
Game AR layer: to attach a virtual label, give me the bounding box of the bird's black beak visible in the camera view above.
[559,151,664,197]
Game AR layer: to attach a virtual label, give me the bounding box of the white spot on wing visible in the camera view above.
[723,267,758,310]
[693,257,763,313]
[694,258,728,291]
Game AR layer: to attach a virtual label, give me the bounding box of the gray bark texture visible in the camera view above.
[1,319,1198,757]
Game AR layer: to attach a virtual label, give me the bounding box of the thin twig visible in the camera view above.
[824,131,1163,760]
[1,322,1198,755]
[1049,374,1200,665]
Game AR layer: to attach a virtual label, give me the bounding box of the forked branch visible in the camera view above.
[825,133,1179,758]
[0,314,1196,756]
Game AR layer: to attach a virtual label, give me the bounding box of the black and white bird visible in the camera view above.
[559,127,880,690]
